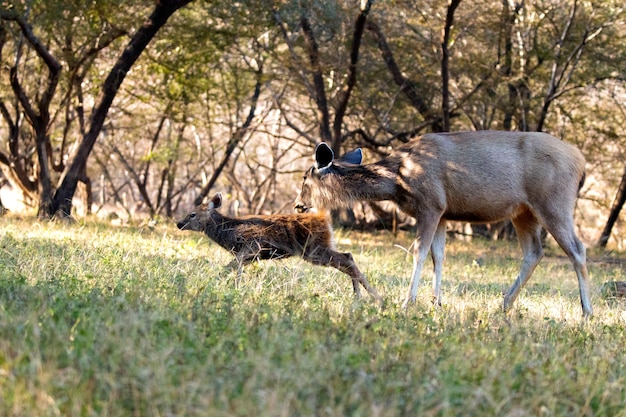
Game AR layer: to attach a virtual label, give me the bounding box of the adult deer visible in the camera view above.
[177,193,381,301]
[294,131,592,317]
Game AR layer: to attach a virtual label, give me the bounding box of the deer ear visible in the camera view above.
[209,193,223,210]
[314,142,334,169]
[339,148,362,165]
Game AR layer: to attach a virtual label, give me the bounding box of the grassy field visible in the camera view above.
[1,215,625,417]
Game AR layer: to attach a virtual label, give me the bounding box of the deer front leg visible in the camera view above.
[402,214,440,309]
[223,251,256,278]
[223,258,245,281]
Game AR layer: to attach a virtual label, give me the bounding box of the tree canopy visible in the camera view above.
[1,0,625,246]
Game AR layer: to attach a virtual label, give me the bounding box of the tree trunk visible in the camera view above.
[500,0,517,130]
[331,0,371,153]
[0,103,38,200]
[2,10,61,216]
[441,0,462,132]
[300,14,332,145]
[50,0,194,218]
[35,129,55,216]
[597,164,626,248]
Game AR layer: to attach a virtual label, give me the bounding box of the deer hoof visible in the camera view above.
[401,296,415,309]
[502,297,512,314]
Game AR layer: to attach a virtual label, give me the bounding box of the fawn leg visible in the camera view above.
[306,249,381,301]
[223,252,256,281]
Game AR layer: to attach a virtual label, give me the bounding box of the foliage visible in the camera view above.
[1,216,625,416]
[1,0,626,243]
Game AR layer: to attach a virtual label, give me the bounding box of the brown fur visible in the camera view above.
[295,130,592,317]
[177,193,380,300]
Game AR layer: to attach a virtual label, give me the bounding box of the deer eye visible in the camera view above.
[189,213,196,219]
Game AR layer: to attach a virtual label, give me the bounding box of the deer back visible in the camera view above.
[233,212,335,257]
[179,194,335,259]
[295,131,586,223]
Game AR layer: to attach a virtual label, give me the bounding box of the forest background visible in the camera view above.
[1,0,625,249]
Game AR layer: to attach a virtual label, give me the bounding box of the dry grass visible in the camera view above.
[1,216,625,416]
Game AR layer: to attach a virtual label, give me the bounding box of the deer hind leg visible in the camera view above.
[308,250,381,301]
[539,210,592,318]
[503,210,544,313]
[341,252,362,297]
[337,252,363,299]
[334,251,382,301]
[430,220,447,306]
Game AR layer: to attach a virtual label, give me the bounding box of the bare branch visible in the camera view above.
[52,0,194,217]
[300,13,332,144]
[333,0,372,151]
[441,0,462,131]
[272,8,315,95]
[0,10,61,74]
[194,67,263,206]
[366,20,434,123]
[1,9,61,117]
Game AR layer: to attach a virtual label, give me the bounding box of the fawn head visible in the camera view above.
[177,193,223,231]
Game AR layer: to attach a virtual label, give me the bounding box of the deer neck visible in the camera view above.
[203,212,238,250]
[325,161,397,204]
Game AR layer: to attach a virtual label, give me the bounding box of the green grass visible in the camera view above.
[1,216,625,417]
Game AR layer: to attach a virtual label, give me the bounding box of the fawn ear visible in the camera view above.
[315,142,334,169]
[339,148,362,165]
[208,193,223,210]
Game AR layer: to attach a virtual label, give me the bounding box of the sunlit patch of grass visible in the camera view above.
[1,216,625,416]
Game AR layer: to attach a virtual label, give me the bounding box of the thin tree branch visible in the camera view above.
[441,0,462,132]
[300,12,332,144]
[193,68,263,206]
[332,0,372,152]
[366,20,435,125]
[52,0,194,217]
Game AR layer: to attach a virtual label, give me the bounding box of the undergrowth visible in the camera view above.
[0,216,625,416]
